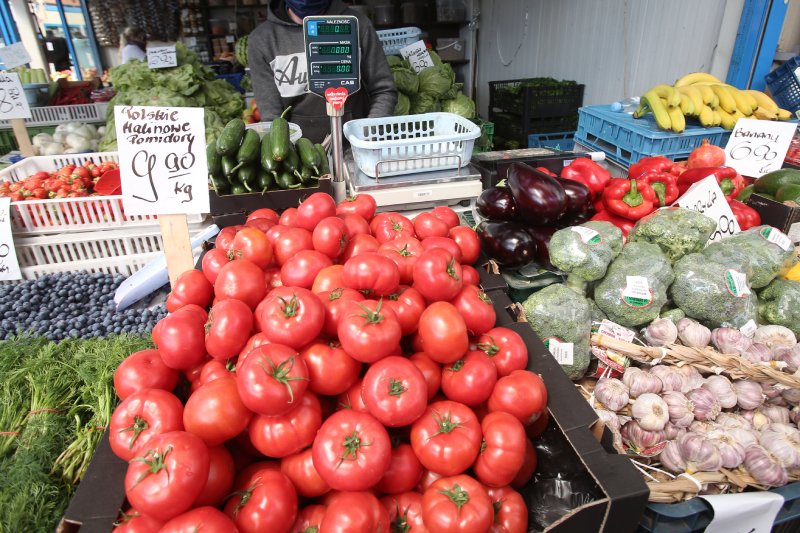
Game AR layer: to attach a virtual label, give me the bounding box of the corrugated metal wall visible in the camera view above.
[476,0,743,115]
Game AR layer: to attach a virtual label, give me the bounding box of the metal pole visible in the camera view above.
[327,101,346,202]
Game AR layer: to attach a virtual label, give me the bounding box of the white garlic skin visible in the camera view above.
[623,367,662,398]
[744,444,789,487]
[733,380,765,411]
[704,375,738,409]
[644,318,678,347]
[687,387,722,422]
[649,365,684,392]
[753,325,796,350]
[759,423,800,469]
[773,344,800,373]
[742,343,772,364]
[659,439,686,473]
[711,327,753,355]
[677,318,711,348]
[661,390,695,428]
[677,365,704,393]
[594,378,629,412]
[632,393,670,431]
[679,432,723,472]
[621,420,666,451]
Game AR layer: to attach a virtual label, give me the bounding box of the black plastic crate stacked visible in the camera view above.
[489,79,584,149]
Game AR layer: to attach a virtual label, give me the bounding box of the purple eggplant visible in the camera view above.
[506,163,567,226]
[555,176,593,218]
[526,226,557,270]
[477,220,537,267]
[477,186,517,221]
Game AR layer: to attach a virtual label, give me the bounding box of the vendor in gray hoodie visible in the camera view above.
[248,0,398,143]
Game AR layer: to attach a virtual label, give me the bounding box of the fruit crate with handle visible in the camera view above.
[490,79,585,119]
[528,131,576,151]
[765,56,800,114]
[490,111,578,149]
[377,27,422,56]
[0,102,108,129]
[0,153,204,235]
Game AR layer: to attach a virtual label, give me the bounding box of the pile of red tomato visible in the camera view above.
[110,192,548,533]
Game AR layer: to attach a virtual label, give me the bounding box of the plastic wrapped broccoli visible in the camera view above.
[593,242,674,327]
[522,284,592,380]
[671,252,758,328]
[759,279,800,336]
[548,221,623,294]
[701,226,795,289]
[627,207,717,262]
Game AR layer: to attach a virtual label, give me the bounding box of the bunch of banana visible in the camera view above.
[633,72,793,132]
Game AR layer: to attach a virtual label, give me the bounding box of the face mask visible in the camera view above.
[285,0,332,19]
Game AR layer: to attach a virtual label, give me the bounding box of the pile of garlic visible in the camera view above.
[31,122,104,156]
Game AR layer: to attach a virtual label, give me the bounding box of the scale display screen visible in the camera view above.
[317,23,351,35]
[303,15,361,99]
[317,44,352,55]
[318,63,353,74]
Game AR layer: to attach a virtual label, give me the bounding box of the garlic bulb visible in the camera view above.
[649,365,683,392]
[759,423,800,469]
[761,383,782,400]
[690,420,716,433]
[728,426,759,448]
[733,380,765,410]
[753,325,797,350]
[661,390,695,427]
[687,387,721,421]
[594,408,621,430]
[664,422,688,441]
[752,410,771,431]
[678,365,704,393]
[782,388,800,407]
[593,378,629,412]
[703,375,737,409]
[744,445,789,487]
[758,405,791,425]
[621,420,666,452]
[644,318,678,347]
[742,343,772,364]
[632,393,670,431]
[715,412,751,429]
[791,406,800,425]
[677,318,711,348]
[711,327,753,355]
[659,439,686,473]
[706,427,746,468]
[773,344,800,372]
[678,432,723,472]
[623,367,662,398]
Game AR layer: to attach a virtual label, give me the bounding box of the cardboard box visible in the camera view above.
[746,193,800,241]
[471,149,591,188]
[209,176,334,223]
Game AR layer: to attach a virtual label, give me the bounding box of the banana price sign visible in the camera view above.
[724,118,797,178]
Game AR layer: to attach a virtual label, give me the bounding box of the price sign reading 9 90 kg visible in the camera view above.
[114,106,209,216]
[0,72,31,120]
[724,118,798,178]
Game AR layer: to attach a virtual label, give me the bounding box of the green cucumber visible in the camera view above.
[736,184,754,203]
[238,165,259,192]
[231,183,248,194]
[276,170,300,189]
[258,171,274,193]
[236,129,261,164]
[270,107,292,162]
[315,143,330,174]
[298,165,313,185]
[221,156,238,180]
[261,132,280,173]
[776,183,800,203]
[296,138,321,173]
[207,141,222,176]
[753,168,800,195]
[216,118,246,156]
[283,144,301,175]
[209,174,229,195]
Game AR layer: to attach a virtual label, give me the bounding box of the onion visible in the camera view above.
[687,139,726,169]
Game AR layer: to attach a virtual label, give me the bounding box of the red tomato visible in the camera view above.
[429,206,459,228]
[342,233,380,261]
[292,505,327,533]
[413,248,463,302]
[485,486,528,533]
[473,412,526,488]
[418,302,469,364]
[362,356,427,427]
[296,192,337,231]
[420,236,463,263]
[410,401,481,476]
[280,250,333,289]
[336,378,368,413]
[381,492,427,532]
[319,287,365,337]
[461,265,480,285]
[409,352,442,400]
[114,349,179,401]
[265,267,283,290]
[216,226,239,251]
[370,212,416,243]
[301,340,361,396]
[376,444,424,494]
[245,217,275,233]
[224,469,298,533]
[201,248,231,285]
[154,310,207,370]
[451,285,496,337]
[237,343,309,416]
[475,328,529,378]
[311,410,392,491]
[166,269,213,312]
[124,431,210,522]
[194,446,236,507]
[205,299,253,360]
[337,299,402,363]
[320,491,390,533]
[247,208,279,223]
[417,469,443,492]
[337,212,371,237]
[279,207,298,226]
[110,389,184,461]
[256,287,324,348]
[510,439,537,490]
[385,286,426,336]
[237,332,271,371]
[488,370,547,425]
[214,260,267,311]
[413,212,451,239]
[248,391,321,457]
[194,358,235,390]
[378,237,423,285]
[183,377,252,446]
[526,408,550,439]
[342,253,400,296]
[159,506,238,533]
[312,264,345,294]
[273,227,314,266]
[422,475,492,533]
[448,226,481,265]
[312,216,350,259]
[232,227,274,269]
[111,509,164,533]
[281,447,330,497]
[234,461,281,489]
[336,194,377,221]
[265,223,289,244]
[441,351,498,406]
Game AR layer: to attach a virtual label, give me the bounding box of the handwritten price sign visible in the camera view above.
[0,72,31,120]
[0,198,21,281]
[400,40,434,73]
[0,42,31,69]
[724,118,798,178]
[114,106,209,216]
[673,176,740,243]
[147,45,178,69]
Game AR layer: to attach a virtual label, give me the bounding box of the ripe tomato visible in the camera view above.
[265,267,283,290]
[418,302,469,364]
[420,236,463,263]
[376,443,424,494]
[246,217,275,233]
[256,287,324,348]
[417,469,443,492]
[431,206,459,228]
[232,227,274,269]
[124,431,210,522]
[237,343,309,416]
[451,285,496,337]
[247,208,279,223]
[486,486,527,533]
[449,226,481,265]
[201,248,231,285]
[279,207,298,226]
[224,469,298,533]
[194,358,235,391]
[319,287,365,337]
[342,233,380,261]
[159,506,238,533]
[114,349,179,401]
[110,389,184,461]
[342,253,400,296]
[312,265,345,294]
[336,193,377,221]
[337,299,402,363]
[510,438,537,490]
[312,410,391,491]
[473,412,526,488]
[320,491,390,533]
[475,328,529,378]
[248,391,321,457]
[205,299,253,360]
[234,461,281,489]
[237,332,271,371]
[410,401,481,476]
[409,352,442,400]
[296,192,337,231]
[385,286,426,336]
[526,408,549,439]
[292,505,326,533]
[381,492,426,532]
[111,509,164,533]
[154,310,207,370]
[214,260,267,311]
[461,265,480,285]
[362,356,427,427]
[413,212,450,239]
[488,370,547,425]
[337,212,371,237]
[313,216,350,259]
[301,340,361,396]
[281,447,330,498]
[265,223,289,244]
[183,377,252,446]
[378,237,423,285]
[336,378,368,413]
[216,226,239,251]
[441,351,498,406]
[413,248,463,302]
[280,250,333,289]
[370,212,415,243]
[422,475,492,533]
[273,227,314,266]
[194,446,236,507]
[166,269,213,312]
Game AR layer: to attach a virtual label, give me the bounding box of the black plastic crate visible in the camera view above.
[490,79,585,119]
[490,111,580,149]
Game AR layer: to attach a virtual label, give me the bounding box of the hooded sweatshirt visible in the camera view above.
[248,0,397,143]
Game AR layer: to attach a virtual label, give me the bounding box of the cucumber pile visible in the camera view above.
[208,110,330,195]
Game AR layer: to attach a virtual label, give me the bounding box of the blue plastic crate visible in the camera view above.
[528,131,575,151]
[575,105,731,168]
[765,56,800,114]
[216,73,245,94]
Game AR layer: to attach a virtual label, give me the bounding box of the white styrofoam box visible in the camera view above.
[0,102,108,129]
[245,121,303,143]
[377,27,422,55]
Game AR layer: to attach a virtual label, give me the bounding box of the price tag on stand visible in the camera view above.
[724,118,798,178]
[0,72,34,156]
[147,45,178,69]
[0,42,31,69]
[0,198,22,281]
[400,40,434,73]
[672,176,740,243]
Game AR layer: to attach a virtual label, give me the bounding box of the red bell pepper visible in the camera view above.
[639,172,679,207]
[602,178,657,221]
[628,156,676,180]
[534,166,557,177]
[676,166,745,199]
[560,158,611,199]
[727,199,761,230]
[591,210,635,237]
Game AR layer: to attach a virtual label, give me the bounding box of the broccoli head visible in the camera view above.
[660,307,686,322]
[759,279,800,336]
[701,226,794,289]
[594,242,674,327]
[522,283,591,380]
[671,252,758,328]
[628,207,717,262]
[548,221,622,293]
[588,297,608,323]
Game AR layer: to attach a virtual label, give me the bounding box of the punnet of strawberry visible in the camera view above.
[0,160,119,201]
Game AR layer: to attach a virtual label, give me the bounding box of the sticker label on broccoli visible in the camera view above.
[724,269,751,298]
[622,276,653,308]
[759,227,793,252]
[571,226,603,246]
[543,337,574,366]
[597,319,636,342]
[740,319,757,338]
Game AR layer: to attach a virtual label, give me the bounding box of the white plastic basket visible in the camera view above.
[343,112,481,177]
[0,102,108,129]
[377,27,422,55]
[246,121,303,144]
[0,152,204,234]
